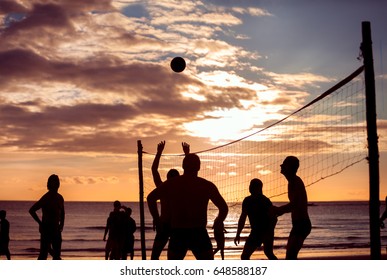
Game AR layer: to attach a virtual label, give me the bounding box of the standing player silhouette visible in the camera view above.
[148,153,228,259]
[149,141,190,259]
[234,179,278,260]
[29,174,65,260]
[277,156,311,260]
[0,210,11,260]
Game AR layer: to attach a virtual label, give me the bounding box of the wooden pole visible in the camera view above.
[137,140,146,260]
[361,21,381,260]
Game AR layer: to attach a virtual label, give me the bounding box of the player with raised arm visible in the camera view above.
[149,141,190,259]
[148,153,228,260]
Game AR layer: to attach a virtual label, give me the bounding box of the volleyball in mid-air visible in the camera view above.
[170,57,186,73]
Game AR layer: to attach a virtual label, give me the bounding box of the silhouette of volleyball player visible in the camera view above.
[29,174,65,260]
[213,216,227,260]
[277,156,311,260]
[121,206,136,260]
[0,210,11,260]
[234,178,278,260]
[103,200,126,260]
[149,141,189,260]
[380,196,387,229]
[148,153,228,260]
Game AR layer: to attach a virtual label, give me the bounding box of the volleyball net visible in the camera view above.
[139,66,367,204]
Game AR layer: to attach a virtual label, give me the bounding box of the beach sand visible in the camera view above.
[8,247,386,260]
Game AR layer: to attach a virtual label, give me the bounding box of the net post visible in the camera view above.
[361,21,381,260]
[137,140,146,260]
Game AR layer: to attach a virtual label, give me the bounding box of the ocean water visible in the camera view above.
[0,200,386,260]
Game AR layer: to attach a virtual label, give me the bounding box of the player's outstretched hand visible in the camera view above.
[157,141,166,155]
[182,142,190,155]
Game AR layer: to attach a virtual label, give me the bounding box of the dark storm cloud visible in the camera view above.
[0,1,28,14]
[1,3,72,37]
[0,102,136,151]
[0,0,114,15]
[0,49,53,81]
[0,102,137,131]
[0,1,117,54]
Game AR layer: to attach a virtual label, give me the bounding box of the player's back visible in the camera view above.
[165,174,217,229]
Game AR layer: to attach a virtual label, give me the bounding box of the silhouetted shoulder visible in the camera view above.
[196,176,217,187]
[40,191,64,203]
[291,176,305,188]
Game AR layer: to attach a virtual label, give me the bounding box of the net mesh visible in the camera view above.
[140,66,367,204]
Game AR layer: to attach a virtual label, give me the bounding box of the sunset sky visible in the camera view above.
[0,0,386,202]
